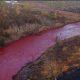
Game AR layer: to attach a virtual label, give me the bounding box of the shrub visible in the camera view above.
[3,32,10,38]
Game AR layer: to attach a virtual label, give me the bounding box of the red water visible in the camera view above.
[0,22,80,80]
[0,29,59,80]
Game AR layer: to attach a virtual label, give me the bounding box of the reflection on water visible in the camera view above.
[57,67,80,80]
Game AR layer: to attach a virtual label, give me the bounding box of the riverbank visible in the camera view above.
[0,2,80,47]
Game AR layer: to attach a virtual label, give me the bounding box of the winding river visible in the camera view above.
[0,22,80,80]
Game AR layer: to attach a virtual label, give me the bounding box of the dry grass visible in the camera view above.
[0,1,80,47]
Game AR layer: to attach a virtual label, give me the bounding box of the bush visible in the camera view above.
[3,32,10,38]
[47,11,59,20]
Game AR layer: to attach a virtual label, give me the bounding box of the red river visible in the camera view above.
[0,22,80,80]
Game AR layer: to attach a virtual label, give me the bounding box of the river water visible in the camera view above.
[0,22,80,80]
[0,29,59,80]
